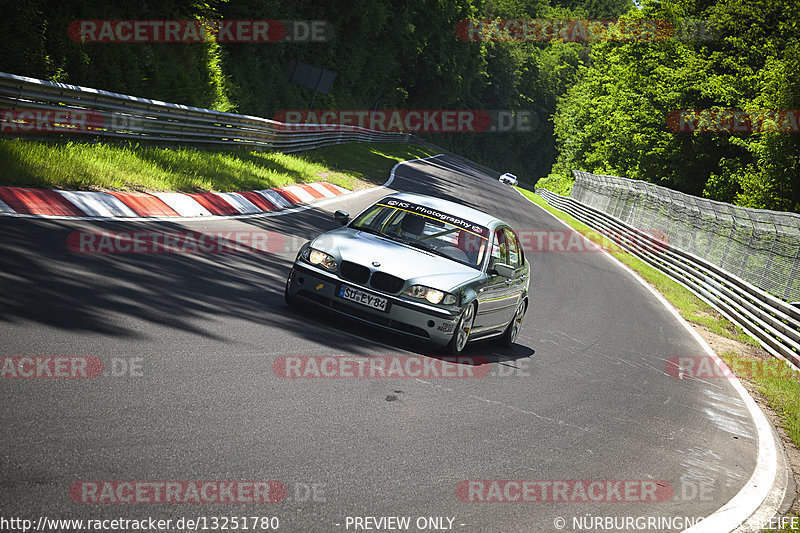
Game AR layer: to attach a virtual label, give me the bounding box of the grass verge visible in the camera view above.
[517,187,800,529]
[720,352,800,445]
[0,138,440,192]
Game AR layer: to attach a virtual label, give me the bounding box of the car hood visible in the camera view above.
[312,227,482,291]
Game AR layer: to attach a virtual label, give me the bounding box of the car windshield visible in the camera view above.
[350,197,491,269]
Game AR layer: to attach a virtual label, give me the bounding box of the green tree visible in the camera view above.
[545,0,800,212]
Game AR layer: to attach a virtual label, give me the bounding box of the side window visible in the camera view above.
[504,229,522,268]
[489,229,508,270]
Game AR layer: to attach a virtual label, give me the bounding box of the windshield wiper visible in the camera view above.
[395,237,472,265]
[355,226,422,246]
[373,230,440,255]
[354,226,388,238]
[387,233,436,253]
[420,228,458,241]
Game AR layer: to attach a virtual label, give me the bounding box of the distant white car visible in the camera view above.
[499,173,518,186]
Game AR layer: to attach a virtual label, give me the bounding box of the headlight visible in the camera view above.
[302,248,337,272]
[404,285,458,305]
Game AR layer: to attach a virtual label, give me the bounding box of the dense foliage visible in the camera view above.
[2,0,797,212]
[547,0,800,212]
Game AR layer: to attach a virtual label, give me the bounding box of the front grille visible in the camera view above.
[370,271,405,294]
[340,260,370,284]
[296,290,430,339]
[329,300,430,339]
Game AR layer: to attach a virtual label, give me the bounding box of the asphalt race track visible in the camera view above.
[0,156,774,532]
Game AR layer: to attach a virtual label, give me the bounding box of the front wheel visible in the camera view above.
[500,299,526,347]
[284,275,297,307]
[447,302,476,355]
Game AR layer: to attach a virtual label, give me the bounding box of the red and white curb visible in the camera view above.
[0,182,348,220]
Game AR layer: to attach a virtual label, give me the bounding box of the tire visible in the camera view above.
[500,299,526,347]
[447,302,476,355]
[284,275,297,307]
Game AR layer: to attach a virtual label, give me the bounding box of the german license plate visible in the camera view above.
[338,285,389,312]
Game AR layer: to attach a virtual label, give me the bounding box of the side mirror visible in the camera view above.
[492,263,515,279]
[334,210,350,225]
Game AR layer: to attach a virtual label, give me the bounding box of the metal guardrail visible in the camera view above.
[0,71,408,152]
[571,170,800,303]
[0,72,513,184]
[536,188,800,368]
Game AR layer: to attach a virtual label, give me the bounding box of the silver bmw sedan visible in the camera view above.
[285,192,530,354]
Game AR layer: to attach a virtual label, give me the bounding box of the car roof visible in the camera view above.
[381,192,505,228]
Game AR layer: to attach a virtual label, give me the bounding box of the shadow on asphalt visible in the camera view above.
[282,299,536,364]
[0,207,337,340]
[0,156,538,361]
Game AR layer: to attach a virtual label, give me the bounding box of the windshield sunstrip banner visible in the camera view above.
[380,198,490,239]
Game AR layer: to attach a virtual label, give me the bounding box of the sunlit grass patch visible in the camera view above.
[0,138,440,192]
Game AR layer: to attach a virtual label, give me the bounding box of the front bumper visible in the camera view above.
[286,263,461,347]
